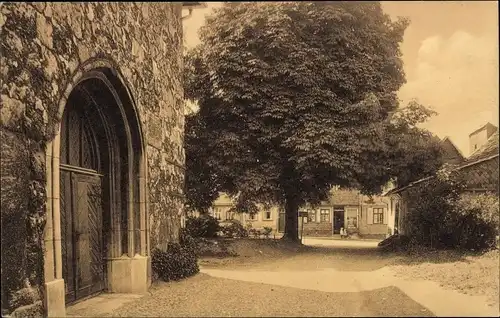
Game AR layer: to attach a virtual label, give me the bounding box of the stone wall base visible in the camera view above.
[43,279,66,317]
[107,255,150,294]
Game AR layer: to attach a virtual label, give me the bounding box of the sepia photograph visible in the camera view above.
[1,1,498,317]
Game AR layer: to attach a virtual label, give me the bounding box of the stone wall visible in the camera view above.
[1,2,184,314]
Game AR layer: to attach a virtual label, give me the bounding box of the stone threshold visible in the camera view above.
[66,293,145,317]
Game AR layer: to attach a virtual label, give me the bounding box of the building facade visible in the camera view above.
[186,193,281,233]
[296,189,390,238]
[203,189,391,239]
[1,3,190,316]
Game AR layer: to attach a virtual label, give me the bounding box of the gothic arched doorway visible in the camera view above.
[56,68,147,304]
[59,87,106,302]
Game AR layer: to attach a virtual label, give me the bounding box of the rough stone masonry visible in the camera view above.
[1,2,185,315]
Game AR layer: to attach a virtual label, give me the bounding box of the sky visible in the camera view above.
[182,1,499,157]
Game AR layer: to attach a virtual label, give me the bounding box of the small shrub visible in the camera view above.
[249,228,260,238]
[184,214,220,238]
[221,220,248,238]
[245,221,253,231]
[263,227,273,238]
[151,242,199,282]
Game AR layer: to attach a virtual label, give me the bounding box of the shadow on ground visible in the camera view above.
[198,238,478,272]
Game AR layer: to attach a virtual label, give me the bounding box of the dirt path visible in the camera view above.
[199,239,499,317]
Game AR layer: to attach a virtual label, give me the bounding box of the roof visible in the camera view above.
[383,175,434,196]
[441,136,465,163]
[466,131,499,163]
[384,134,499,197]
[468,122,498,137]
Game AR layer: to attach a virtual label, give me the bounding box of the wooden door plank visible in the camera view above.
[72,175,91,299]
[88,176,105,294]
[68,109,81,167]
[72,174,106,300]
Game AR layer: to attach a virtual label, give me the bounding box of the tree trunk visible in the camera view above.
[282,196,300,243]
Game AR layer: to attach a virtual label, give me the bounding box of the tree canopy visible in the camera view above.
[184,1,443,241]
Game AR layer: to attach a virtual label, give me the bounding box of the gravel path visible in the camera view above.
[100,273,433,317]
[67,239,499,317]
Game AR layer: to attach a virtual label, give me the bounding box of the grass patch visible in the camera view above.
[390,247,499,307]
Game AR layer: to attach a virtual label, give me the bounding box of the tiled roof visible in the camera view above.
[384,133,499,196]
[466,131,499,164]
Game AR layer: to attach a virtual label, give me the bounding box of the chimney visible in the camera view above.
[469,122,498,156]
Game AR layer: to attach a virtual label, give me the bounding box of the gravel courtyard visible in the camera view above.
[67,238,499,317]
[99,274,433,317]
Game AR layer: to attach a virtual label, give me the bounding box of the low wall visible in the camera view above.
[302,222,332,236]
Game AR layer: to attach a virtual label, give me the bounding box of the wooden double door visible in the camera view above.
[60,97,108,304]
[60,170,105,303]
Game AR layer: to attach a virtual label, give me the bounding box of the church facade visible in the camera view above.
[1,3,188,316]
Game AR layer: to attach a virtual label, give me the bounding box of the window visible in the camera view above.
[307,209,316,222]
[225,210,234,220]
[346,208,358,228]
[249,213,257,220]
[373,208,384,224]
[264,210,272,220]
[320,209,330,223]
[347,216,357,228]
[214,208,222,220]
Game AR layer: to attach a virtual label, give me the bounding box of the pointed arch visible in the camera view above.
[44,59,150,314]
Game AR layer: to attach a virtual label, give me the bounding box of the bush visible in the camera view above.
[452,193,499,250]
[248,228,261,238]
[179,228,199,254]
[263,227,273,238]
[220,220,248,238]
[248,229,261,238]
[184,214,220,238]
[405,167,499,251]
[151,242,199,282]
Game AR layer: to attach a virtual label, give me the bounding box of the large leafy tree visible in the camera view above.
[184,2,443,242]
